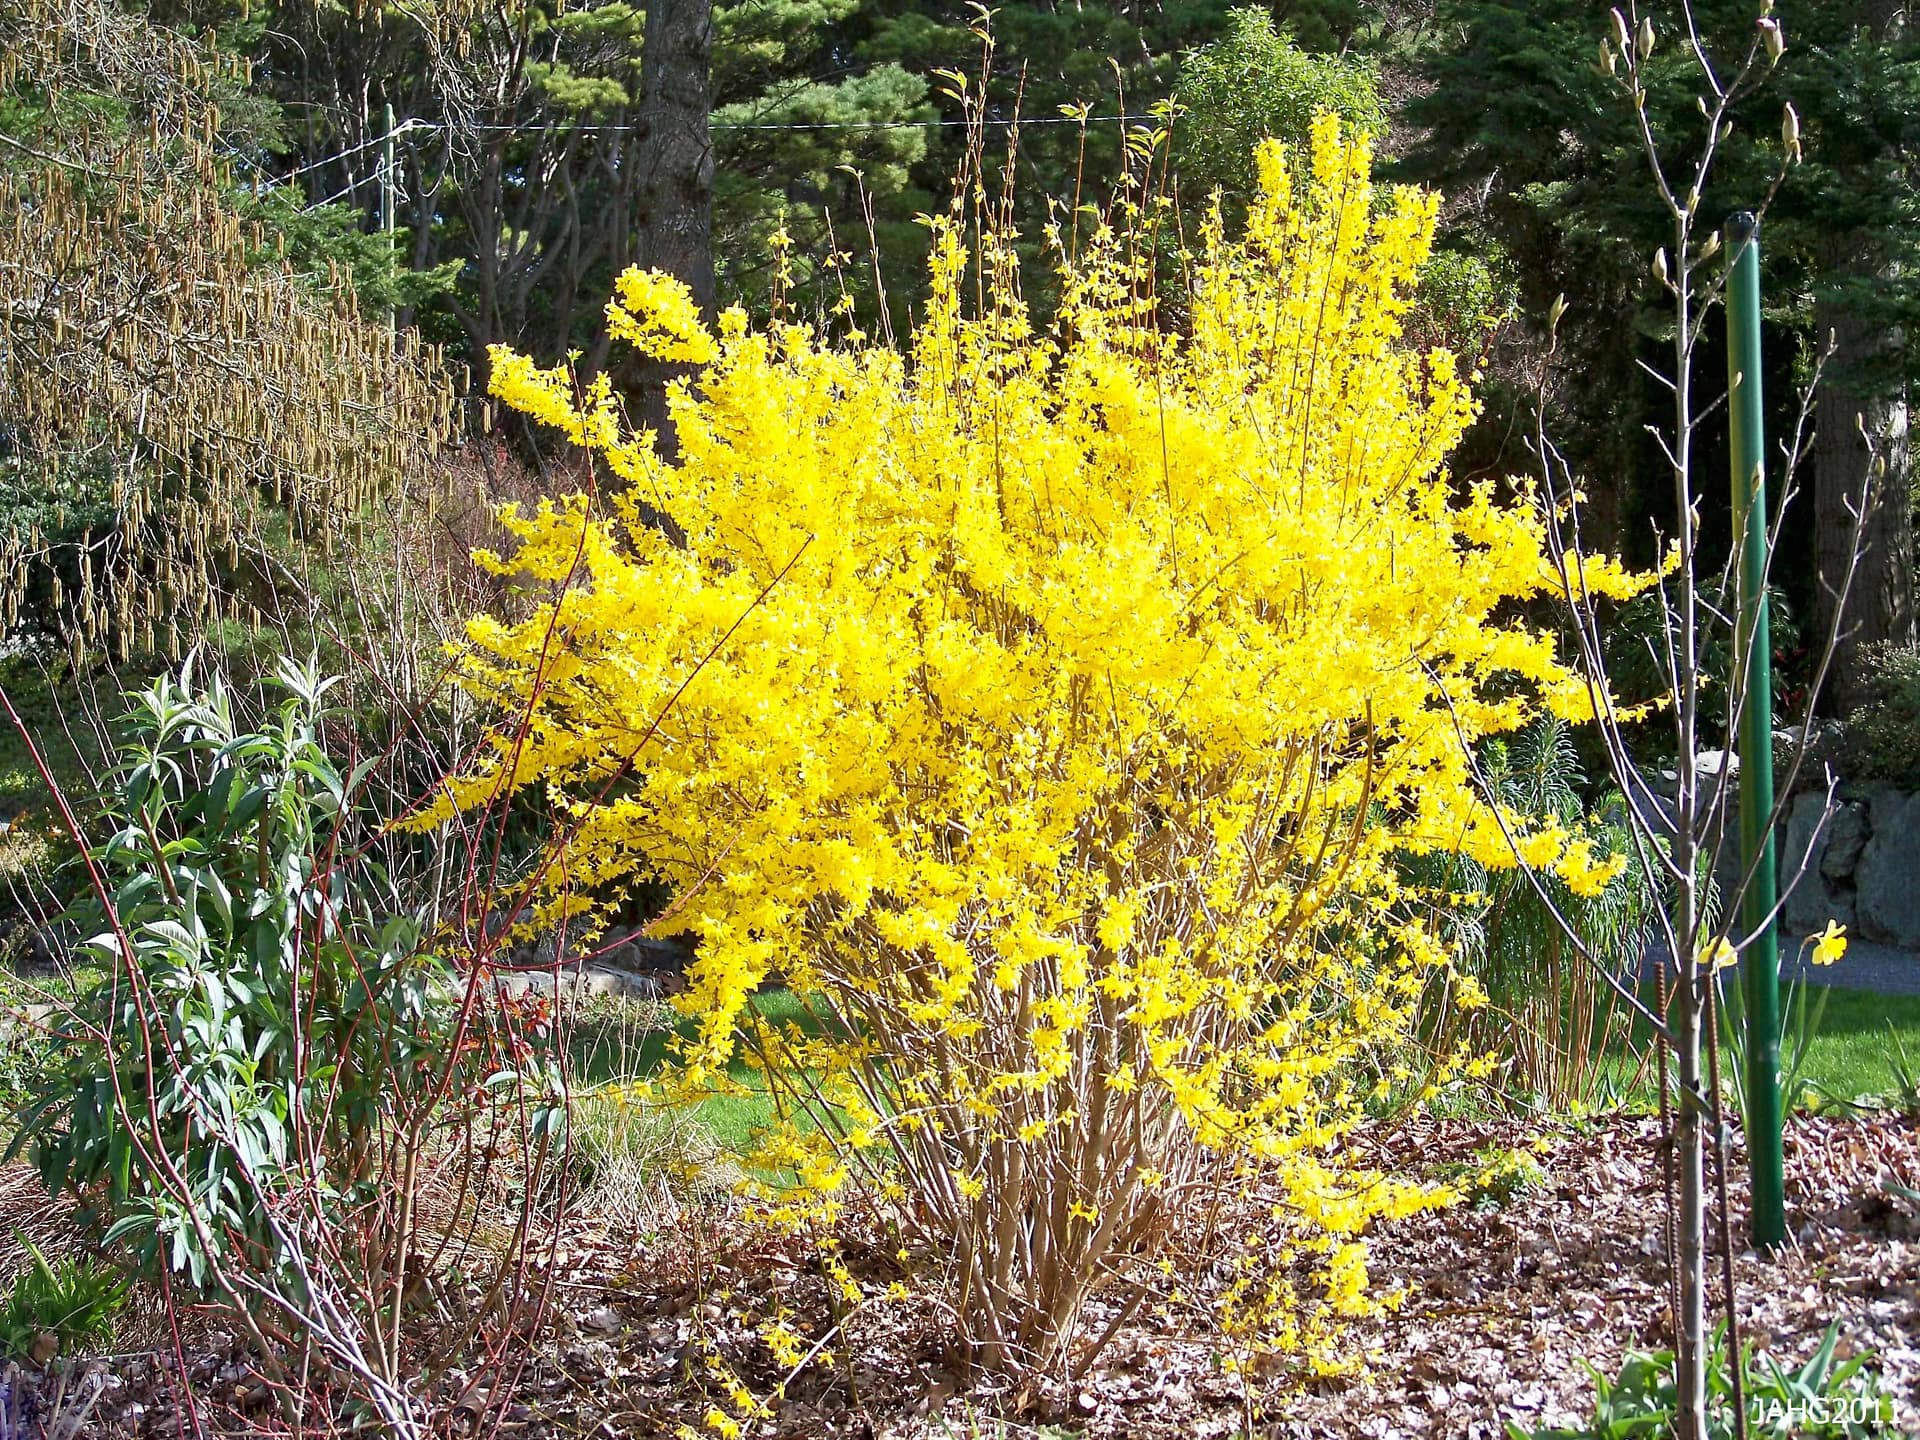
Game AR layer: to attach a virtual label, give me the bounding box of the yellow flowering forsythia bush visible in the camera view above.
[434,119,1640,1377]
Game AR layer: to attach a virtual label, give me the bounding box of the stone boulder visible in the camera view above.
[1781,791,1854,939]
[532,925,691,974]
[1856,789,1920,949]
[1820,800,1870,882]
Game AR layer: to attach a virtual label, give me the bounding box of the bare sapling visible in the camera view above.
[1436,7,1884,1438]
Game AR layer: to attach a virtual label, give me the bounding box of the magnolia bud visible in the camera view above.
[1549,293,1568,329]
[1598,39,1618,75]
[1637,15,1655,59]
[1782,101,1801,162]
[1698,230,1721,262]
[1758,17,1784,64]
[1610,8,1630,50]
[1652,247,1670,285]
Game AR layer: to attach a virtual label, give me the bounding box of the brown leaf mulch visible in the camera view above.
[498,1112,1920,1439]
[20,1112,1920,1437]
[1267,1113,1920,1439]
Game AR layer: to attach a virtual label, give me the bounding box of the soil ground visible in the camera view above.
[459,1112,1916,1438]
[15,1113,1920,1437]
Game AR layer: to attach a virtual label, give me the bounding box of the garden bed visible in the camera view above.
[27,1112,1915,1438]
[522,1112,1920,1439]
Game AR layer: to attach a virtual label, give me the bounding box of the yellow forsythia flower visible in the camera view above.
[1555,836,1629,899]
[606,269,718,366]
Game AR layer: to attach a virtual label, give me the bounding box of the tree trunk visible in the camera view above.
[1812,6,1915,714]
[1674,965,1708,1440]
[627,0,714,463]
[1813,258,1913,711]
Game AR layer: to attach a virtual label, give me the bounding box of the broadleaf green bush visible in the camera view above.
[1839,643,1920,789]
[6,656,570,1428]
[10,659,474,1293]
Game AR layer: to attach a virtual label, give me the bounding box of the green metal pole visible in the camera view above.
[1726,210,1784,1251]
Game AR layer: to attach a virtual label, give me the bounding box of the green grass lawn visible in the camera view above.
[1747,983,1920,1108]
[567,985,822,1157]
[569,974,1920,1165]
[562,974,1920,1184]
[1592,980,1920,1117]
[6,932,1913,1184]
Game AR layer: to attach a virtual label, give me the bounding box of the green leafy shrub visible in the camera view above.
[1410,245,1518,359]
[10,659,469,1289]
[1510,1323,1893,1440]
[1839,643,1920,789]
[1437,1143,1548,1211]
[1412,717,1657,1111]
[0,1237,125,1364]
[5,656,568,1427]
[1175,7,1386,205]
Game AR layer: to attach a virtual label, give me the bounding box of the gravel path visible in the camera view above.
[1781,935,1920,996]
[1643,933,1920,996]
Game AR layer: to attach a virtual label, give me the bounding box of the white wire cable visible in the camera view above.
[260,110,1156,212]
[275,128,390,181]
[470,113,1157,132]
[303,177,368,210]
[271,119,424,184]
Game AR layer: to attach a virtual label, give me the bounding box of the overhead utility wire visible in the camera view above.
[281,111,1160,210]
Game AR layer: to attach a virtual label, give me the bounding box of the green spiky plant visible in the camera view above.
[1415,716,1659,1111]
[1718,969,1848,1118]
[1508,1322,1893,1440]
[0,1236,126,1364]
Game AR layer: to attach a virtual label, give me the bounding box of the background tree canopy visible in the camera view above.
[3,0,1914,719]
[1397,0,1920,707]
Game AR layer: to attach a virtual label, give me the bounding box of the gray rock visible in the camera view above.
[598,930,692,972]
[1821,800,1870,882]
[529,916,594,968]
[1695,749,1739,781]
[493,964,681,1001]
[1781,791,1854,940]
[531,924,691,972]
[5,922,59,973]
[1865,785,1909,836]
[1855,790,1920,948]
[1786,882,1856,941]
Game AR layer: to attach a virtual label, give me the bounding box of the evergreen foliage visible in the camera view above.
[1398,1,1920,647]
